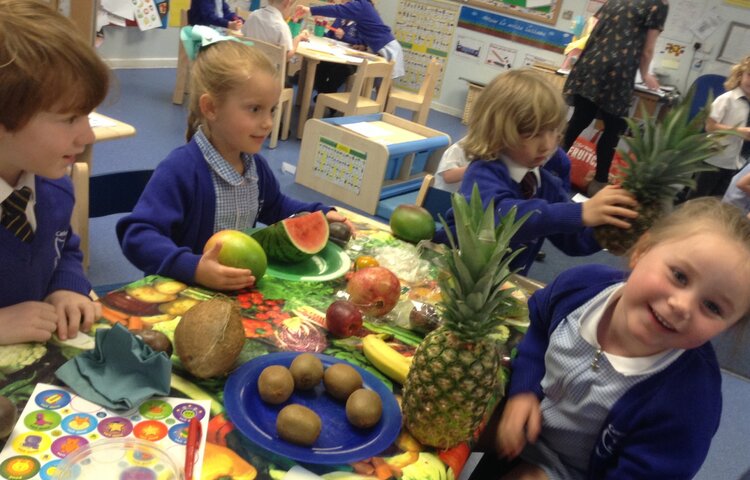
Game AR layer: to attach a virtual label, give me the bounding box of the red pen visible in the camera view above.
[184,417,202,480]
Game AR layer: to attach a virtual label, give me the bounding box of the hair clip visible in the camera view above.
[180,26,253,61]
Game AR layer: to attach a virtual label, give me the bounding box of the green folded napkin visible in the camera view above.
[55,324,171,411]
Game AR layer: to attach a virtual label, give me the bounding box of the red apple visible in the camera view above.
[347,267,401,317]
[204,230,267,281]
[326,300,363,338]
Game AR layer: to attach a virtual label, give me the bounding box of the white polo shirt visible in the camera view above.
[243,5,293,53]
[707,87,750,170]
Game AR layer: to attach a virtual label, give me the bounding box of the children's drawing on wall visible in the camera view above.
[485,43,515,70]
[523,53,557,69]
[657,37,688,71]
[455,35,484,60]
[689,7,722,40]
[394,0,459,93]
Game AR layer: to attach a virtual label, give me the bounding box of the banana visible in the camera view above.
[362,334,413,384]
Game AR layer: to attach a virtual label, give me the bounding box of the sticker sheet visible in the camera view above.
[0,383,210,480]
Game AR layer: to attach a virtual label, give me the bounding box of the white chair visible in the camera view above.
[385,57,441,125]
[312,59,394,119]
[244,36,294,149]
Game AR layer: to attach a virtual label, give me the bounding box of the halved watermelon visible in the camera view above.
[251,210,330,263]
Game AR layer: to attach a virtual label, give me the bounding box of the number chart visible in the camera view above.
[0,383,210,480]
[312,137,367,195]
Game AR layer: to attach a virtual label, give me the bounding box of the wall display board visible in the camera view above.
[457,5,572,53]
[393,0,461,93]
[717,21,750,64]
[457,0,562,25]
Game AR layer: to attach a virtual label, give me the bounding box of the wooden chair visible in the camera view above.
[70,164,153,270]
[385,57,441,125]
[172,9,190,105]
[312,59,394,119]
[244,36,294,149]
[416,174,453,222]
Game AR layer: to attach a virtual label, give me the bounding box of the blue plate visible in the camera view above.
[224,352,402,465]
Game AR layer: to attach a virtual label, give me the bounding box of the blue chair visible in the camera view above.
[688,74,726,121]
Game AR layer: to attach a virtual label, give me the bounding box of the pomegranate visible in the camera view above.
[347,267,401,317]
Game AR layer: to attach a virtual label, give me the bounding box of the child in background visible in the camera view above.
[315,17,365,95]
[435,69,637,276]
[295,0,405,78]
[688,55,750,199]
[722,161,750,217]
[434,137,572,193]
[188,0,243,31]
[117,40,352,292]
[243,0,309,60]
[497,197,750,479]
[0,0,106,344]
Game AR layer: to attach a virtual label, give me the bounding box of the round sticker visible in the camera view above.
[23,411,60,432]
[50,435,88,459]
[119,466,156,480]
[138,400,171,421]
[0,456,40,480]
[133,421,168,442]
[34,390,70,410]
[39,459,67,480]
[167,423,189,445]
[172,404,205,423]
[11,433,51,456]
[97,417,133,438]
[61,413,97,435]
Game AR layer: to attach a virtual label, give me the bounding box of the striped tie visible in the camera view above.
[1,187,34,243]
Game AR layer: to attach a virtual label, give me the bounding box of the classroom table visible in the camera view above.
[0,207,536,479]
[294,36,388,139]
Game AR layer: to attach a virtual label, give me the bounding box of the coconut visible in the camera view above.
[174,298,245,379]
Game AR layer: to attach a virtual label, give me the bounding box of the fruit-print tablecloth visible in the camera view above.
[0,208,535,480]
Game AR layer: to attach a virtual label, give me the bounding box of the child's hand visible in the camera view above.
[227,19,243,31]
[196,242,256,292]
[325,210,357,237]
[44,290,100,341]
[334,28,345,39]
[293,5,310,21]
[297,29,310,42]
[738,126,750,141]
[498,393,542,459]
[0,302,59,345]
[582,185,638,229]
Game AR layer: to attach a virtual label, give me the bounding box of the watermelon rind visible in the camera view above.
[252,211,330,264]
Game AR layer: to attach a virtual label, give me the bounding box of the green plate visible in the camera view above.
[265,241,351,282]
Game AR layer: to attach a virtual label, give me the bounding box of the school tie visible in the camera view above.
[741,96,750,159]
[520,171,537,199]
[1,187,34,243]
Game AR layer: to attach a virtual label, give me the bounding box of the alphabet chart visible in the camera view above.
[0,383,210,480]
[312,137,367,195]
[393,0,460,93]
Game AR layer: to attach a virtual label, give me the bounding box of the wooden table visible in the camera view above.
[71,113,137,269]
[0,209,533,478]
[294,36,387,139]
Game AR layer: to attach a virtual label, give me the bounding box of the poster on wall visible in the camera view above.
[455,35,485,59]
[394,0,461,93]
[457,0,563,25]
[485,43,516,69]
[458,6,572,53]
[523,52,557,68]
[656,37,688,70]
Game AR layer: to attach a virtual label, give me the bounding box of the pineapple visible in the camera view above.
[594,90,725,255]
[401,185,528,448]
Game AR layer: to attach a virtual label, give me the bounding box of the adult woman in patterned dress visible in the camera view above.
[561,0,669,196]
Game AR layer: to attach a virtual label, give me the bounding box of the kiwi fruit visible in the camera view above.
[276,404,321,446]
[289,353,324,390]
[323,363,363,401]
[174,298,245,379]
[130,329,173,357]
[0,396,17,438]
[258,365,295,404]
[346,389,382,428]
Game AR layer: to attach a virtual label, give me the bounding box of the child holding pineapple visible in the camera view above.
[434,69,639,275]
[496,197,750,479]
[688,55,750,199]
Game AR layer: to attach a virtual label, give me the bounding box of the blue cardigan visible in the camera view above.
[0,176,90,307]
[117,140,328,284]
[510,264,722,479]
[310,0,395,52]
[435,148,598,275]
[188,0,237,28]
